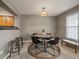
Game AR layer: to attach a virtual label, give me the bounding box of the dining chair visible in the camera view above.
[9,37,24,57]
[9,39,20,57]
[31,36,43,55]
[31,36,43,47]
[48,37,60,56]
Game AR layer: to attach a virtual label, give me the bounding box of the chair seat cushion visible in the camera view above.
[48,40,55,44]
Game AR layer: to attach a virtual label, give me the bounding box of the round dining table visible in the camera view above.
[34,34,55,56]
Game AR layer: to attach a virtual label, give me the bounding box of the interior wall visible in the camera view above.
[0,16,20,59]
[20,15,56,36]
[56,6,79,39]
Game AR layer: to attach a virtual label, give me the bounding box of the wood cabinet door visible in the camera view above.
[0,16,5,26]
[5,16,14,26]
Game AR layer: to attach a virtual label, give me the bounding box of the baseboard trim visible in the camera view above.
[3,53,9,59]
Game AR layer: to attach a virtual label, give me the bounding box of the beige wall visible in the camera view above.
[20,15,56,36]
[56,6,79,38]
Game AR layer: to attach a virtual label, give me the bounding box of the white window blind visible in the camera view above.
[66,13,78,41]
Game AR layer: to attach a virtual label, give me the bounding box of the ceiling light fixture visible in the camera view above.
[41,7,48,16]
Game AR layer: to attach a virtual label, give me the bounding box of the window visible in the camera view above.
[66,13,78,41]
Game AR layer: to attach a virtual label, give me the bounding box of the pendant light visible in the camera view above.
[41,8,48,16]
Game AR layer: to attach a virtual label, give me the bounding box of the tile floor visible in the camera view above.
[7,42,79,59]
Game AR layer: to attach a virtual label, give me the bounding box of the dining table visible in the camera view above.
[34,34,55,56]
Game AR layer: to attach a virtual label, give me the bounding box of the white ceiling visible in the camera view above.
[3,0,79,16]
[0,7,12,16]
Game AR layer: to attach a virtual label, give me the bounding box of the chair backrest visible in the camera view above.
[54,37,60,44]
[33,33,37,36]
[31,36,38,44]
[9,40,15,47]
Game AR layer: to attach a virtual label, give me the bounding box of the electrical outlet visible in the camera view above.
[0,50,3,55]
